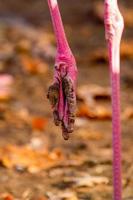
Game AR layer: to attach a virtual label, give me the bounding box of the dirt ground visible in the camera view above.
[0,0,133,200]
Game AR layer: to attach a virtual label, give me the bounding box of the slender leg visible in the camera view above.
[47,0,70,53]
[47,0,78,140]
[104,0,124,200]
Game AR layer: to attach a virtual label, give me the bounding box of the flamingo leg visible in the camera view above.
[47,0,78,140]
[104,0,124,200]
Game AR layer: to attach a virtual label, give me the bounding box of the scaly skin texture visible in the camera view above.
[47,0,78,140]
[104,0,124,200]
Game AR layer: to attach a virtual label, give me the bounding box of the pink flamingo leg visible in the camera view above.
[47,0,78,140]
[47,0,70,53]
[104,0,124,200]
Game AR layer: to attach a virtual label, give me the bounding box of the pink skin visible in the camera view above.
[47,0,124,198]
[47,0,78,140]
[104,0,124,200]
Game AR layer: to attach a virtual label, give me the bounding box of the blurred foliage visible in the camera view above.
[0,0,133,199]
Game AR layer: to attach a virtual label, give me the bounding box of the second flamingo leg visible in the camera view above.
[104,0,124,200]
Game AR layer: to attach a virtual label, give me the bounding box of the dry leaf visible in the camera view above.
[46,191,78,200]
[73,175,109,187]
[77,84,111,103]
[75,117,88,127]
[17,108,31,123]
[90,48,108,63]
[121,41,133,60]
[77,104,95,118]
[0,145,64,173]
[122,107,133,120]
[15,39,31,53]
[77,103,111,120]
[76,129,103,140]
[36,197,48,200]
[20,55,48,74]
[31,117,48,131]
[94,105,111,119]
[0,194,14,200]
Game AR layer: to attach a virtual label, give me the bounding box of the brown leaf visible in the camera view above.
[121,41,133,60]
[75,175,109,187]
[46,191,78,200]
[15,39,31,54]
[90,48,108,63]
[77,84,111,103]
[20,55,48,74]
[0,145,64,173]
[77,104,95,118]
[76,129,104,140]
[75,118,88,128]
[31,117,48,131]
[122,107,133,120]
[94,105,111,119]
[77,103,111,120]
[36,197,48,200]
[0,194,14,200]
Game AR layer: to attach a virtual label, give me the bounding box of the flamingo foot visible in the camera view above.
[47,54,77,140]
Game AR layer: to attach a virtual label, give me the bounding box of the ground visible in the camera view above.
[0,0,133,200]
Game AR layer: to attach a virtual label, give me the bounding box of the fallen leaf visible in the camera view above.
[0,193,14,200]
[77,84,111,104]
[90,48,108,63]
[22,189,32,199]
[63,154,87,167]
[36,197,48,200]
[15,39,31,53]
[31,117,48,131]
[46,191,78,200]
[0,145,64,173]
[76,129,103,140]
[75,117,88,128]
[77,103,111,120]
[122,107,133,120]
[95,105,111,119]
[121,41,133,60]
[17,108,31,123]
[77,104,95,119]
[20,55,48,74]
[73,175,109,187]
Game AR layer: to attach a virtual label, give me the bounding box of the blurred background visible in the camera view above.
[0,0,133,200]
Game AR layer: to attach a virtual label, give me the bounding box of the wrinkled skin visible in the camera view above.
[47,53,78,140]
